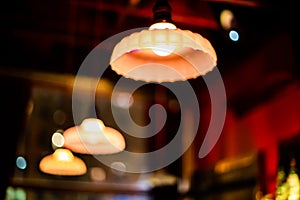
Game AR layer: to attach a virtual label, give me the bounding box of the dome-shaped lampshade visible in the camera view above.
[39,148,87,176]
[63,118,126,155]
[110,24,217,83]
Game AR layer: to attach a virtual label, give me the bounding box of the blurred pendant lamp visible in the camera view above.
[110,0,217,82]
[39,148,87,176]
[39,131,87,176]
[63,118,126,155]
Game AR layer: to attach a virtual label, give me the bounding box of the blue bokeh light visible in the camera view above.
[16,156,27,170]
[229,30,239,42]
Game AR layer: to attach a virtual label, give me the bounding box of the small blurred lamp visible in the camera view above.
[63,118,126,155]
[39,148,87,176]
[110,0,217,82]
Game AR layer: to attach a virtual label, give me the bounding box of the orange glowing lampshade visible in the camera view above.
[110,25,217,83]
[110,0,217,83]
[63,118,126,155]
[39,148,87,176]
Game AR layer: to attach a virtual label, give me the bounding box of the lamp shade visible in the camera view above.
[39,148,87,176]
[63,118,126,155]
[110,27,217,83]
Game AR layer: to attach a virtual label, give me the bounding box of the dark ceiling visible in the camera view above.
[0,0,299,115]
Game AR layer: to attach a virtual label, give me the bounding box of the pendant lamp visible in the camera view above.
[39,148,87,176]
[110,0,217,82]
[63,118,126,155]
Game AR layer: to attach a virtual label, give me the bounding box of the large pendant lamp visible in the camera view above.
[110,0,217,83]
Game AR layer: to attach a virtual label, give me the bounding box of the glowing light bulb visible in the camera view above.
[152,44,175,56]
[149,22,177,56]
[149,22,177,30]
[81,118,105,132]
[53,149,74,162]
[80,118,106,144]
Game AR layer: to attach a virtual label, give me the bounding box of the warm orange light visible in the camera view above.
[149,23,177,56]
[109,0,217,82]
[39,148,87,176]
[110,23,217,82]
[149,22,177,30]
[220,9,234,30]
[63,118,126,155]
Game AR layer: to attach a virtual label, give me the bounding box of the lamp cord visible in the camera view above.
[152,0,173,23]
